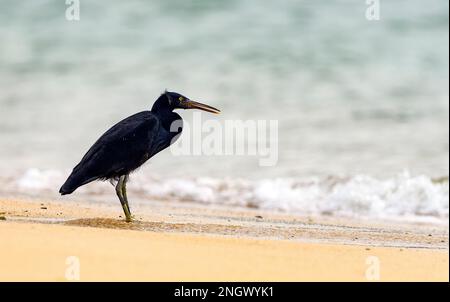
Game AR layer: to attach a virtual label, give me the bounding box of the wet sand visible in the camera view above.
[0,197,448,281]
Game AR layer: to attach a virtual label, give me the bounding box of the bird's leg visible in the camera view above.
[116,175,132,222]
[121,174,133,221]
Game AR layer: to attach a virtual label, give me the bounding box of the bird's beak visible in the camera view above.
[185,100,221,114]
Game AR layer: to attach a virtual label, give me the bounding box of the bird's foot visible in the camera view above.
[121,203,133,223]
[125,214,135,223]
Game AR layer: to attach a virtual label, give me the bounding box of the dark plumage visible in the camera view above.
[59,91,220,222]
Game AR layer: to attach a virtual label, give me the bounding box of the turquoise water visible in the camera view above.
[0,0,448,179]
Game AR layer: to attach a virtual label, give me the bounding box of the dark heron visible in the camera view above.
[59,91,220,222]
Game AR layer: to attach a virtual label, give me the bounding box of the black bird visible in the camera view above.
[59,91,220,222]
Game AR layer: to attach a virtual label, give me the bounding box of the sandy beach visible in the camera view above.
[1,0,448,285]
[0,196,448,281]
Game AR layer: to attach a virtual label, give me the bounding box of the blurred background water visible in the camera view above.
[0,0,448,179]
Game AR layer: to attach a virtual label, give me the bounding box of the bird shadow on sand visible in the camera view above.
[64,217,244,234]
[65,218,146,230]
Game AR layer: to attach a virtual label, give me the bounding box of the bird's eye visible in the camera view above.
[179,97,184,101]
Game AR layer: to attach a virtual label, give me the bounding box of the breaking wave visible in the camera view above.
[3,168,449,224]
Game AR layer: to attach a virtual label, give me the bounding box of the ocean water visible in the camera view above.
[0,0,448,222]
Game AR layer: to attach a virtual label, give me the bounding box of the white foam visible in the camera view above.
[7,169,449,224]
[16,168,63,191]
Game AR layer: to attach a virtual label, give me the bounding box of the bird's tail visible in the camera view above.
[59,169,98,195]
[59,171,84,195]
[59,177,78,195]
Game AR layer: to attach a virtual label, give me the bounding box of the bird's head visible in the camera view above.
[152,91,221,114]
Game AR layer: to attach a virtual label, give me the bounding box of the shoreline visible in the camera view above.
[0,197,448,281]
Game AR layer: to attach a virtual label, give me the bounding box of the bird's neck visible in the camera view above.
[157,110,183,134]
[151,94,172,113]
[151,95,182,134]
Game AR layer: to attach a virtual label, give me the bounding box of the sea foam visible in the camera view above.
[7,169,449,224]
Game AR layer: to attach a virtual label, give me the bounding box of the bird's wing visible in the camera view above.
[69,111,160,185]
